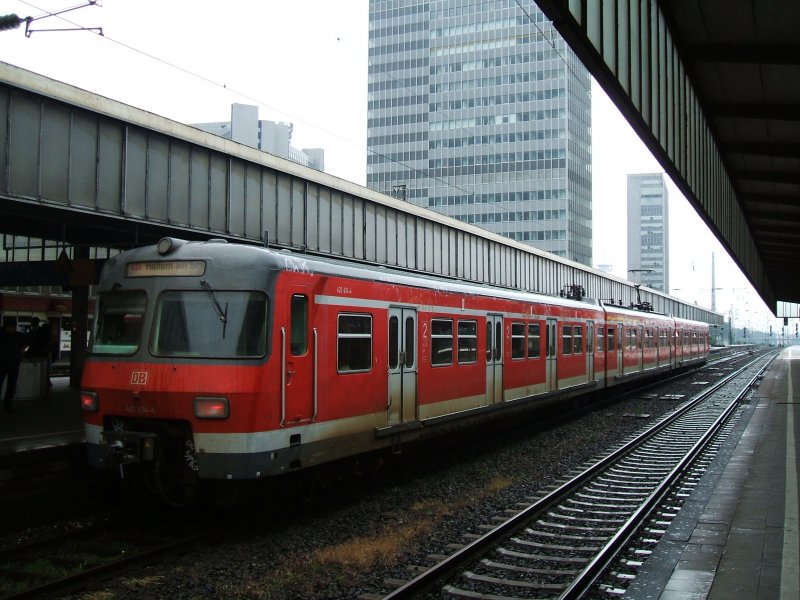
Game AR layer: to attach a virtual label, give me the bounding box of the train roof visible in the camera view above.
[103,238,599,313]
[102,239,706,326]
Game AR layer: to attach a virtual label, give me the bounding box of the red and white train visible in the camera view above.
[81,238,709,497]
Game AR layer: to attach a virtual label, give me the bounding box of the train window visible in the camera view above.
[485,321,492,361]
[389,316,399,369]
[404,316,415,367]
[431,318,453,366]
[290,295,308,356]
[562,325,573,355]
[457,320,477,364]
[573,325,583,354]
[528,323,541,358]
[607,327,615,351]
[645,329,654,348]
[511,322,525,359]
[495,320,502,361]
[91,291,147,355]
[337,313,372,373]
[596,327,605,353]
[150,290,267,358]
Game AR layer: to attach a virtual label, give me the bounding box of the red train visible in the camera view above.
[81,238,709,499]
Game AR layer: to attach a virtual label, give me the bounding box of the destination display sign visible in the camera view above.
[126,260,206,278]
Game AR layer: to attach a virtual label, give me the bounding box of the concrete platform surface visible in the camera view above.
[627,347,799,600]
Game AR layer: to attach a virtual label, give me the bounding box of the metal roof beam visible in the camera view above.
[724,142,800,159]
[711,104,800,121]
[733,171,800,185]
[685,44,800,65]
[740,194,800,208]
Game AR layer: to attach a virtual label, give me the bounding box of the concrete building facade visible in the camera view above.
[366,0,593,265]
[194,103,325,171]
[627,173,670,292]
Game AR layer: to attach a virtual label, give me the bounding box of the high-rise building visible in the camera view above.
[193,103,325,171]
[627,173,669,292]
[366,0,592,265]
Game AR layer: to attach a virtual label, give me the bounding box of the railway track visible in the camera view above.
[379,350,776,600]
[0,510,224,599]
[0,349,764,600]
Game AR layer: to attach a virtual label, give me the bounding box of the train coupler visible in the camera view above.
[103,431,160,471]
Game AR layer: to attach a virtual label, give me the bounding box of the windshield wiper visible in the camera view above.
[200,279,228,337]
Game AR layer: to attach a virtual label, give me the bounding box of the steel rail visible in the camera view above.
[558,351,778,599]
[1,526,225,600]
[381,351,777,599]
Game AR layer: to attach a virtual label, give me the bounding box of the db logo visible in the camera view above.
[131,371,149,385]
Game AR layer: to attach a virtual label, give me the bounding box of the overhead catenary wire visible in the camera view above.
[11,0,586,217]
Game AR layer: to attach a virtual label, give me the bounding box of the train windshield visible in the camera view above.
[150,290,267,358]
[91,291,147,355]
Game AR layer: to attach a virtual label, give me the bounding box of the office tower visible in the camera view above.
[194,103,325,171]
[366,0,592,265]
[627,173,669,292]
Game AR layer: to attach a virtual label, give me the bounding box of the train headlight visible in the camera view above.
[157,237,186,255]
[194,396,229,419]
[81,391,99,412]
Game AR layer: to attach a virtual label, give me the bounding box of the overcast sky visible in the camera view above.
[0,0,781,332]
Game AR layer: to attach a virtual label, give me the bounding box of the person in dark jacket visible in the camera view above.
[1,322,27,412]
[27,318,54,388]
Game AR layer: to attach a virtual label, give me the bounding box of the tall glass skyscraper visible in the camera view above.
[366,0,592,265]
[627,173,670,292]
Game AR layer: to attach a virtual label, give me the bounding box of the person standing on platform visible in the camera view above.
[27,318,53,388]
[0,322,27,413]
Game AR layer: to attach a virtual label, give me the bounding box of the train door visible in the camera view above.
[546,318,558,391]
[638,325,645,371]
[281,291,315,425]
[388,307,417,425]
[669,328,675,368]
[587,321,595,382]
[486,314,503,403]
[617,323,624,377]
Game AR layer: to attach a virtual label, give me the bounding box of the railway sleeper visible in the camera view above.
[481,559,579,577]
[510,536,601,552]
[523,527,608,543]
[463,571,566,590]
[497,547,589,563]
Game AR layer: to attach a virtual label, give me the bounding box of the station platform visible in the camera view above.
[626,346,800,599]
[0,376,84,458]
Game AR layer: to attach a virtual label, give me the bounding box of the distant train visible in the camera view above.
[81,238,709,500]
